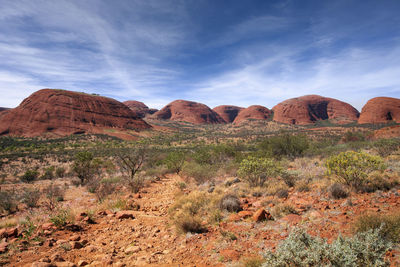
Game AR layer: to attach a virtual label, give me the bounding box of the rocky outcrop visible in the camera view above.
[153,100,225,124]
[0,107,9,112]
[358,97,400,124]
[123,100,157,118]
[0,89,150,137]
[233,105,272,124]
[212,105,244,123]
[272,95,359,125]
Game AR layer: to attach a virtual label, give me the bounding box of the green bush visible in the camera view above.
[50,209,71,228]
[354,212,400,243]
[263,227,391,267]
[72,151,101,185]
[238,156,281,187]
[326,151,386,190]
[41,166,55,180]
[55,167,65,178]
[374,138,400,157]
[260,133,309,159]
[164,151,186,174]
[21,169,39,183]
[182,161,216,185]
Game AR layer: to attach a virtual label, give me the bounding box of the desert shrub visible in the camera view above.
[55,167,65,178]
[360,172,398,193]
[238,156,281,187]
[275,188,289,199]
[260,133,309,159]
[342,131,366,142]
[242,257,264,267]
[40,166,55,180]
[72,151,101,185]
[169,191,210,233]
[192,146,213,165]
[328,183,349,199]
[219,194,241,212]
[21,169,39,183]
[374,138,400,157]
[271,204,297,219]
[354,212,400,243]
[95,179,118,202]
[295,181,311,192]
[209,209,223,224]
[20,188,41,208]
[182,161,216,185]
[42,183,65,211]
[116,148,146,193]
[281,170,298,187]
[0,190,18,214]
[326,151,386,190]
[107,198,128,212]
[50,209,72,228]
[164,151,186,174]
[262,227,391,267]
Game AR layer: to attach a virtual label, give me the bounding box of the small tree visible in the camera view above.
[326,151,386,190]
[72,151,99,185]
[238,156,281,187]
[165,151,186,174]
[21,169,39,183]
[117,148,146,193]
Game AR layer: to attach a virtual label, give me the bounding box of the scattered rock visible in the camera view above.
[116,211,135,220]
[50,253,65,262]
[69,235,81,242]
[0,242,8,253]
[219,249,240,261]
[124,245,141,254]
[70,241,83,249]
[281,214,302,225]
[77,260,89,267]
[41,223,55,231]
[253,208,272,222]
[54,262,76,267]
[238,210,253,219]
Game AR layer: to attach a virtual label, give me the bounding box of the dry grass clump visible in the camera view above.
[219,194,241,212]
[328,183,349,199]
[271,203,298,219]
[353,212,400,243]
[169,191,212,234]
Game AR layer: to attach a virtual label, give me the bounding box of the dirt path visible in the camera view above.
[7,174,215,266]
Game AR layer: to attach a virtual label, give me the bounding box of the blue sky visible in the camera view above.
[0,0,399,110]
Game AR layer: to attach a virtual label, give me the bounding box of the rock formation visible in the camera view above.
[153,100,225,124]
[212,105,244,123]
[358,97,400,124]
[272,95,359,125]
[123,100,157,118]
[233,105,272,124]
[0,89,150,137]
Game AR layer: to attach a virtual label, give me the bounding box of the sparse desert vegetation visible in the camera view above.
[0,118,399,266]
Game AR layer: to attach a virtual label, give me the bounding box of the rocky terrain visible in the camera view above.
[153,100,225,124]
[233,105,272,124]
[123,101,157,118]
[359,97,400,124]
[0,89,150,138]
[212,105,244,123]
[272,95,360,125]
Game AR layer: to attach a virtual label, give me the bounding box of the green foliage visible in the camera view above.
[182,161,217,184]
[326,151,386,189]
[50,209,71,228]
[354,212,400,243]
[238,156,281,187]
[164,151,186,174]
[72,151,99,184]
[21,169,39,183]
[374,138,400,157]
[41,166,55,180]
[260,133,309,159]
[342,131,367,142]
[262,227,391,267]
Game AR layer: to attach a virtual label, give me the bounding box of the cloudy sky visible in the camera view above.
[0,0,399,110]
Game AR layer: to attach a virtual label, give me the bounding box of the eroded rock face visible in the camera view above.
[358,97,400,124]
[0,89,150,137]
[0,107,9,112]
[272,95,359,125]
[233,105,272,124]
[123,100,157,118]
[153,100,225,124]
[212,105,244,123]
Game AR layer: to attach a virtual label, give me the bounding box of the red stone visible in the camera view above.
[233,105,272,124]
[253,208,272,222]
[213,105,244,123]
